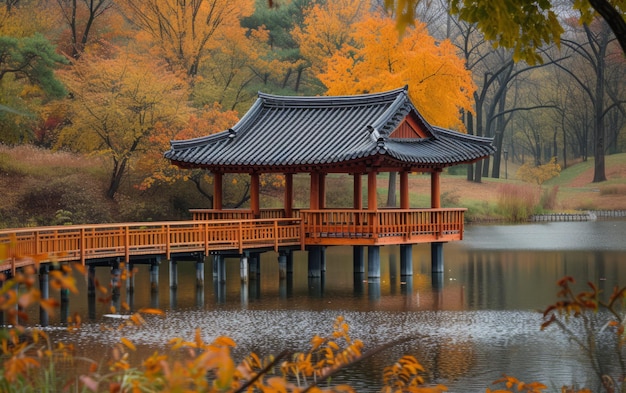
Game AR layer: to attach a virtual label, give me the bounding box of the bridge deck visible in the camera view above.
[0,208,465,273]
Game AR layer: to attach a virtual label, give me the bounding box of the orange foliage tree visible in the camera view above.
[57,45,191,199]
[317,15,474,131]
[138,103,239,203]
[291,0,365,78]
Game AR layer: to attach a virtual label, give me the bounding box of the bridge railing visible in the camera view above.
[0,219,303,273]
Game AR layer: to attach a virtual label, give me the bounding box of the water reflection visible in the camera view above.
[28,221,626,391]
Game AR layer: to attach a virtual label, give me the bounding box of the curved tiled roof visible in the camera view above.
[165,87,495,173]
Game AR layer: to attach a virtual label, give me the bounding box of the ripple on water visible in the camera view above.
[55,309,605,392]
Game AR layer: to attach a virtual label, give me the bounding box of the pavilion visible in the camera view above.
[165,86,495,278]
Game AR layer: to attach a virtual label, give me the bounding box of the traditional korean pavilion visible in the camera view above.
[165,86,495,278]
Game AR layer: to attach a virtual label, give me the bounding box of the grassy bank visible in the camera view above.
[1,145,625,227]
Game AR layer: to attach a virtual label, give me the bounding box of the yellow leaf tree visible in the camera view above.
[318,15,475,131]
[117,0,254,78]
[57,45,191,199]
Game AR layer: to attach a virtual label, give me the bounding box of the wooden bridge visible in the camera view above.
[0,208,465,275]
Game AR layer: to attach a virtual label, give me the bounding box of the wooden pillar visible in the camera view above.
[353,173,362,209]
[213,172,223,210]
[400,171,410,209]
[126,263,135,293]
[367,171,378,210]
[309,172,320,210]
[431,170,441,208]
[284,173,293,217]
[251,173,260,217]
[215,254,226,283]
[319,173,326,209]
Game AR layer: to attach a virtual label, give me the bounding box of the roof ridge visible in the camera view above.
[258,87,408,107]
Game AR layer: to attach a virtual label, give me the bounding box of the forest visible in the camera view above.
[1,0,625,226]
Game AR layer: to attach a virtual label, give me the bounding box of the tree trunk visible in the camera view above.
[107,157,128,199]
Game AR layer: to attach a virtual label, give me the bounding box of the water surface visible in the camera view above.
[41,220,626,392]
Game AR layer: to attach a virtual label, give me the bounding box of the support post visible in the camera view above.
[251,172,260,217]
[319,173,326,209]
[286,250,294,274]
[400,171,410,209]
[309,172,320,210]
[240,255,249,283]
[278,252,287,279]
[400,244,413,276]
[111,258,121,296]
[215,254,226,283]
[353,173,362,209]
[196,255,205,287]
[431,242,444,273]
[126,263,135,293]
[169,259,178,289]
[368,246,381,278]
[431,170,441,208]
[285,173,293,217]
[353,246,365,273]
[39,265,49,327]
[87,265,96,297]
[368,171,378,210]
[307,246,323,278]
[214,172,223,210]
[150,261,159,293]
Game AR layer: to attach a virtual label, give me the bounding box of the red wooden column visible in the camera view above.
[284,173,293,217]
[213,172,223,210]
[353,173,362,209]
[309,172,320,210]
[400,171,410,209]
[367,171,377,210]
[251,172,260,217]
[319,173,326,209]
[431,170,441,208]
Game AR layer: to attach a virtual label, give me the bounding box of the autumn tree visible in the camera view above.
[292,0,365,88]
[54,0,117,59]
[117,0,254,78]
[384,0,626,64]
[57,46,190,199]
[319,15,474,131]
[138,102,239,204]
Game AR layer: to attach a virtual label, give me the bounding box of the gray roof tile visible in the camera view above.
[165,87,495,172]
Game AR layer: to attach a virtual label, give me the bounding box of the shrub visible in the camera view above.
[539,185,559,211]
[517,157,561,185]
[496,183,540,222]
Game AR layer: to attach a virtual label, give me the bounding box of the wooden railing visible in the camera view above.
[190,208,301,220]
[300,208,465,245]
[0,208,465,273]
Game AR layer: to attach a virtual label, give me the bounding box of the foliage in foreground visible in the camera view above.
[0,249,621,392]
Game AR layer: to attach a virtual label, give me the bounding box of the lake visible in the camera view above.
[38,220,626,392]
